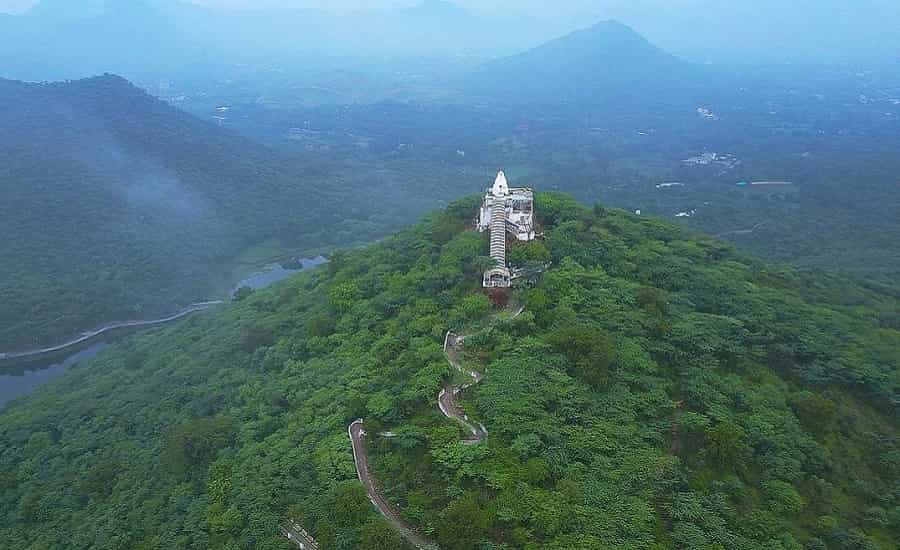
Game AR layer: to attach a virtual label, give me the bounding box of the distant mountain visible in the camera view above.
[0,0,567,82]
[465,21,708,105]
[0,0,204,80]
[0,74,349,350]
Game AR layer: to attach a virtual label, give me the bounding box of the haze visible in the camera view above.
[3,0,899,68]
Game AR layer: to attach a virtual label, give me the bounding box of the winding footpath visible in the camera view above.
[347,306,524,548]
[280,521,320,549]
[348,420,434,549]
[0,302,224,362]
[439,331,487,445]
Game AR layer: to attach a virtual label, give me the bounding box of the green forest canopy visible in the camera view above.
[1,194,897,549]
[0,75,430,351]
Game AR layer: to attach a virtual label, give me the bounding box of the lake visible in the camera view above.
[233,256,328,294]
[0,342,108,409]
[1,256,328,411]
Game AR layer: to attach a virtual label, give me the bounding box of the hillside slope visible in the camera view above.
[0,195,897,549]
[0,74,358,350]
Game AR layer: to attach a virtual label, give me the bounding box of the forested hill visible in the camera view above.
[465,21,708,104]
[0,74,373,351]
[1,194,897,549]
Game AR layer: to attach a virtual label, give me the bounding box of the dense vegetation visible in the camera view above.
[2,195,897,549]
[0,75,426,351]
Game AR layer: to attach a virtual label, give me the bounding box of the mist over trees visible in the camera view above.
[0,75,429,350]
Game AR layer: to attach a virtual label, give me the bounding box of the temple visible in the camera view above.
[477,171,535,288]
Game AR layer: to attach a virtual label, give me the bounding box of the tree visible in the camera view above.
[508,241,551,266]
[326,482,371,529]
[437,494,493,550]
[457,294,491,320]
[163,416,236,475]
[636,286,668,318]
[77,460,121,499]
[470,255,500,276]
[705,422,748,469]
[549,325,616,387]
[762,480,805,514]
[307,313,336,337]
[788,391,836,432]
[233,286,254,301]
[361,520,408,550]
[240,324,275,353]
[328,281,362,311]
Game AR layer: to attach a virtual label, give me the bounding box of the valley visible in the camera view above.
[195,99,899,284]
[0,75,415,351]
[0,3,898,549]
[0,257,328,411]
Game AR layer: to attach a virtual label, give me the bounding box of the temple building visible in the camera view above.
[477,171,535,288]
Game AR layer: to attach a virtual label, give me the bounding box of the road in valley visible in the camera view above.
[0,301,223,361]
[715,221,769,239]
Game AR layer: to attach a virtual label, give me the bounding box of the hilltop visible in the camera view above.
[1,194,897,549]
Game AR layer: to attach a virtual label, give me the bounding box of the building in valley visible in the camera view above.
[477,171,535,288]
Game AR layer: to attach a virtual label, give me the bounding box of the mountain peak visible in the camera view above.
[543,19,662,58]
[57,73,143,94]
[466,19,695,103]
[587,19,637,32]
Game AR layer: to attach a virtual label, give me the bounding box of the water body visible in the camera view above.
[1,257,328,411]
[233,256,328,294]
[0,342,108,410]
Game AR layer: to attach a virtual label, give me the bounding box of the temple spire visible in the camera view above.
[477,170,535,288]
[491,171,509,197]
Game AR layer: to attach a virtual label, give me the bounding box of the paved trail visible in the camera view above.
[349,420,434,549]
[281,521,320,549]
[439,331,487,444]
[347,305,523,547]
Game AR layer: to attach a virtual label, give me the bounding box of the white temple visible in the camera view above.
[477,171,535,288]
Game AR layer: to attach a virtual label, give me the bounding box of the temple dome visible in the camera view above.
[492,171,509,197]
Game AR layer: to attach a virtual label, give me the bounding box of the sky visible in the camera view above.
[0,0,33,12]
[185,0,608,16]
[3,0,898,67]
[0,0,609,17]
